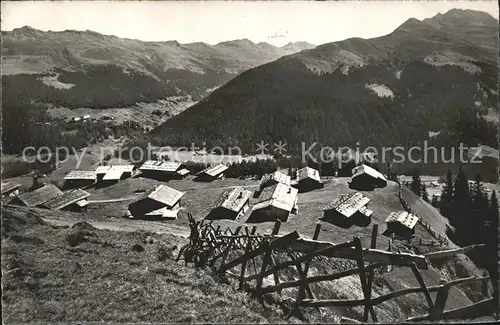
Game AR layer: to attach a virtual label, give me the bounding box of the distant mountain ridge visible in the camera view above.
[151,9,498,152]
[1,26,315,108]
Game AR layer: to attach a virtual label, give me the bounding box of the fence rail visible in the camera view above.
[176,214,494,322]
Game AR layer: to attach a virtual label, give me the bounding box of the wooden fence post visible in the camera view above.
[410,262,434,310]
[354,237,377,322]
[290,223,322,316]
[429,285,450,320]
[239,227,253,290]
[255,221,281,296]
[363,225,379,322]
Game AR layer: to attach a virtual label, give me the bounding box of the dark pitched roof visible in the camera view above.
[44,189,91,210]
[1,181,21,195]
[16,184,63,207]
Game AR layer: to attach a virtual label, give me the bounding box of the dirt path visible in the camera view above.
[42,216,191,238]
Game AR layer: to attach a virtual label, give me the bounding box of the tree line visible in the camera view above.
[411,168,499,275]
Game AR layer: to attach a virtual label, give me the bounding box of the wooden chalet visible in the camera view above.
[295,166,323,192]
[10,184,63,207]
[127,185,185,219]
[195,164,228,182]
[1,181,21,198]
[95,165,135,182]
[43,188,91,212]
[247,183,298,223]
[63,171,96,188]
[385,211,419,238]
[349,164,387,190]
[322,192,373,227]
[205,186,253,220]
[139,160,186,180]
[259,171,291,191]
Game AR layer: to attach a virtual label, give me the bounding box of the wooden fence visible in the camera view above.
[176,214,495,322]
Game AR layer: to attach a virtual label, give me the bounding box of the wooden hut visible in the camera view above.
[127,185,185,219]
[194,164,228,182]
[139,160,185,180]
[322,192,373,227]
[63,171,96,188]
[1,181,21,198]
[295,166,323,192]
[205,186,252,220]
[259,171,291,191]
[95,165,135,183]
[10,184,63,207]
[349,164,387,190]
[247,183,298,223]
[385,211,419,238]
[43,188,91,212]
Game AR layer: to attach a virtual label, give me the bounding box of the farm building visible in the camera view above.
[247,183,298,223]
[385,211,419,238]
[195,164,228,182]
[43,188,91,212]
[205,186,253,220]
[10,184,63,207]
[95,165,135,182]
[295,166,323,192]
[127,184,185,219]
[322,192,373,228]
[349,164,387,190]
[63,171,96,188]
[139,160,186,180]
[1,181,21,198]
[259,171,291,191]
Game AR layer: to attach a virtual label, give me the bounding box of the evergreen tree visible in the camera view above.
[421,183,429,202]
[431,195,439,208]
[470,173,489,246]
[451,167,472,245]
[486,190,499,300]
[410,171,422,197]
[440,169,454,219]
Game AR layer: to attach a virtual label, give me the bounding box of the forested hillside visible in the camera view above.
[152,10,498,153]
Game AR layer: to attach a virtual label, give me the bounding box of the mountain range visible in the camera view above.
[152,9,499,152]
[1,26,315,107]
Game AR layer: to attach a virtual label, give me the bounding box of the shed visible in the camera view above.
[349,164,387,190]
[295,166,323,192]
[63,171,96,188]
[259,171,291,191]
[322,192,373,227]
[247,183,298,223]
[139,160,184,180]
[205,186,253,220]
[11,184,63,207]
[43,188,91,212]
[195,164,228,182]
[1,181,21,198]
[385,211,419,238]
[128,185,185,219]
[95,165,135,182]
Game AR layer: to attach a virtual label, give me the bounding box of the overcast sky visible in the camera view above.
[1,1,498,46]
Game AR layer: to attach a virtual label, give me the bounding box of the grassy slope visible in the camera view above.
[1,206,305,323]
